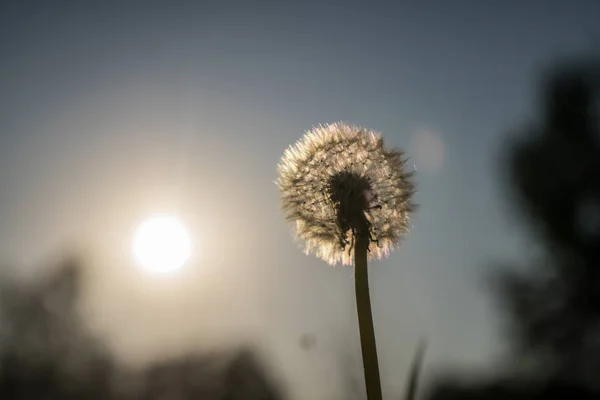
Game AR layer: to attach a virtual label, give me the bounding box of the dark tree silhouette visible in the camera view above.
[425,376,599,400]
[493,58,600,385]
[136,349,283,400]
[423,57,600,399]
[0,257,115,399]
[0,258,284,399]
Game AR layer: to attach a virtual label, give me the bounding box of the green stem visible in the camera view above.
[404,338,427,400]
[354,231,382,400]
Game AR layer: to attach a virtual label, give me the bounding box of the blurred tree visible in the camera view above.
[493,57,600,385]
[136,348,283,400]
[422,57,600,399]
[424,375,599,400]
[0,257,114,399]
[0,257,284,399]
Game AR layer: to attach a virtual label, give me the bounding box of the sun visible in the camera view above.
[132,215,192,273]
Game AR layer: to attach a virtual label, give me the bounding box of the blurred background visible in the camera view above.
[0,1,599,399]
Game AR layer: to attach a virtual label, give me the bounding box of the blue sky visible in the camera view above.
[1,2,599,398]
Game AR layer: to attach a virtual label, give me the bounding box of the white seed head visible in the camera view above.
[277,122,416,265]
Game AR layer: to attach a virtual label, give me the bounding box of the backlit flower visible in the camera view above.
[277,122,416,265]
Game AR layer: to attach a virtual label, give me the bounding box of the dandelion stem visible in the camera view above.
[354,230,382,400]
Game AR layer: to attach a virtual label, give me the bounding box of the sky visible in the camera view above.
[1,1,599,399]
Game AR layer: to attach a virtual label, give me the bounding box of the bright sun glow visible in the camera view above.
[133,215,192,273]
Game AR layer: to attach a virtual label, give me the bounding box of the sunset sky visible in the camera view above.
[1,2,599,398]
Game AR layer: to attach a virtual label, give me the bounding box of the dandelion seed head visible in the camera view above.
[277,122,416,266]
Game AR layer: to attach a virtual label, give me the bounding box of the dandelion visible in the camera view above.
[277,122,415,265]
[277,122,416,400]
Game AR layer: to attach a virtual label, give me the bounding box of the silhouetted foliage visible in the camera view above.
[0,257,114,399]
[0,258,284,399]
[495,58,600,384]
[424,57,600,399]
[425,376,600,400]
[136,349,283,400]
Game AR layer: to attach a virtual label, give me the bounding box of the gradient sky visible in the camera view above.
[1,2,599,399]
